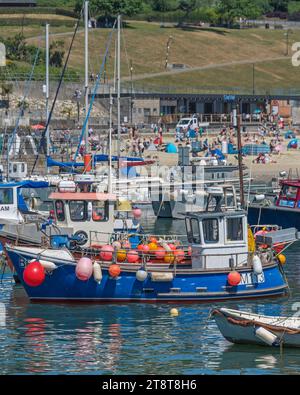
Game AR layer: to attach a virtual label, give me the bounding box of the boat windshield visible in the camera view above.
[0,188,13,205]
[281,185,298,200]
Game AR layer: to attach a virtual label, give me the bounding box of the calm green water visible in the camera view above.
[0,212,300,375]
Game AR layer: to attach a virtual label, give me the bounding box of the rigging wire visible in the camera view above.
[72,20,117,166]
[7,46,40,161]
[30,1,85,175]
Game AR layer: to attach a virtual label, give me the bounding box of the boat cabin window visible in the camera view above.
[281,185,298,200]
[226,217,243,242]
[55,200,65,221]
[92,201,109,222]
[202,218,219,243]
[69,201,87,222]
[0,188,13,204]
[185,218,201,244]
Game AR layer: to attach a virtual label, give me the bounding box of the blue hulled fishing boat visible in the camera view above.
[248,179,300,230]
[4,185,295,303]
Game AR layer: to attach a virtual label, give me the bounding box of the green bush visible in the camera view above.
[0,18,81,28]
[0,7,78,18]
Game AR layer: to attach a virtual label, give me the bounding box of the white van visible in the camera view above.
[176,117,198,131]
[176,116,209,131]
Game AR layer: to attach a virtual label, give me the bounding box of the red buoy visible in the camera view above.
[227,271,241,286]
[109,264,121,278]
[23,261,45,287]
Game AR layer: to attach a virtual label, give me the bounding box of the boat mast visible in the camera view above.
[45,23,50,161]
[84,1,89,152]
[109,87,113,194]
[235,103,245,207]
[117,14,121,158]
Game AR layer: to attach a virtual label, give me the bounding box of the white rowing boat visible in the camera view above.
[212,308,300,348]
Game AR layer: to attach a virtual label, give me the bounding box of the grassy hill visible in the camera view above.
[3,19,300,93]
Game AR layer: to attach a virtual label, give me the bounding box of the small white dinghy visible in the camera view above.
[212,308,300,348]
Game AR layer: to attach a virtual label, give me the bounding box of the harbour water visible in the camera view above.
[0,214,300,375]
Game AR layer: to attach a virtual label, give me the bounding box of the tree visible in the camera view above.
[49,40,65,68]
[269,0,289,12]
[217,0,270,25]
[151,0,179,12]
[89,0,143,17]
[178,0,198,14]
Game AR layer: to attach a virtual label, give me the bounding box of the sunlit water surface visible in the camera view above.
[0,210,300,375]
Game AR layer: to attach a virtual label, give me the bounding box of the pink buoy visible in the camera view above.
[168,244,176,251]
[155,248,166,260]
[174,249,185,262]
[100,245,114,261]
[127,250,139,263]
[76,257,93,281]
[123,241,131,250]
[112,241,122,250]
[132,208,142,219]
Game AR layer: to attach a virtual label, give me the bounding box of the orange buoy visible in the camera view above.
[149,237,158,244]
[109,264,121,278]
[227,271,241,286]
[83,154,92,172]
[117,249,127,262]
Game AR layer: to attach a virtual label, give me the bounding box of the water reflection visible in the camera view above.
[0,219,300,374]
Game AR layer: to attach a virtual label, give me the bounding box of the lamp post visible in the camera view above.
[285,29,293,56]
[74,88,82,123]
[252,63,255,95]
[165,36,173,70]
[130,60,133,124]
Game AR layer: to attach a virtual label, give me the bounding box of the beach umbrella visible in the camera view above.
[166,143,178,154]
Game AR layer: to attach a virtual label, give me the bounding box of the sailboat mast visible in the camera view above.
[236,103,245,207]
[45,23,50,160]
[84,1,89,151]
[117,14,121,158]
[109,87,113,194]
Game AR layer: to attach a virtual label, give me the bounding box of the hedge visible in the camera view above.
[0,18,82,28]
[0,7,78,18]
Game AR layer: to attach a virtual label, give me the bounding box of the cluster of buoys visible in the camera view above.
[91,237,190,265]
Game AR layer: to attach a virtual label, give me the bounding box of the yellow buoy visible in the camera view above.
[170,308,179,317]
[148,242,158,251]
[117,249,127,262]
[164,252,174,264]
[278,254,286,265]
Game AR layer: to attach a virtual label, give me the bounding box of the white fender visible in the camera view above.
[253,255,263,275]
[93,262,103,283]
[31,259,57,272]
[255,327,279,347]
[159,239,171,252]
